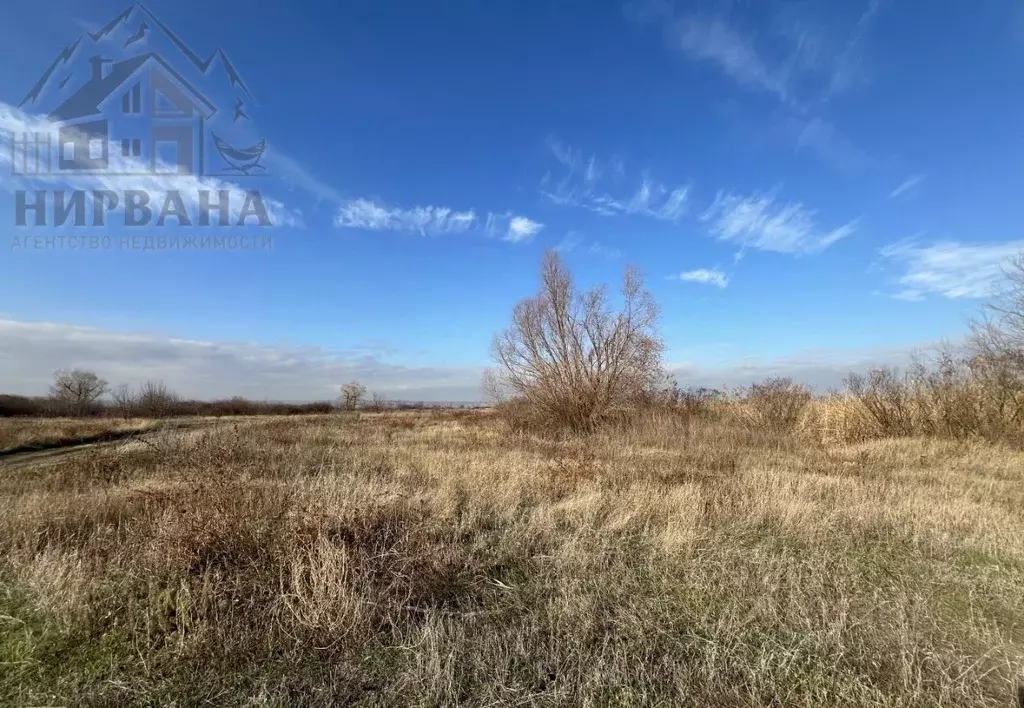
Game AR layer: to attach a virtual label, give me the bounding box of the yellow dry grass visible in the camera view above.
[1,410,1022,706]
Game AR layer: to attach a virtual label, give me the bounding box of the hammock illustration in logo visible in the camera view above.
[212,133,267,175]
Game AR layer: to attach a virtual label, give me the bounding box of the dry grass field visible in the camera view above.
[1,409,1023,706]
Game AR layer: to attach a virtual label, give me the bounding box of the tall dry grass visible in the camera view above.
[2,410,1023,705]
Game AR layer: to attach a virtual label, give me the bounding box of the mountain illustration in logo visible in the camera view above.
[15,2,266,178]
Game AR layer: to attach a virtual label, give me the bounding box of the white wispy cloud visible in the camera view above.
[673,16,792,103]
[677,268,729,288]
[822,0,885,101]
[589,242,623,260]
[554,231,584,253]
[888,173,927,199]
[603,179,691,221]
[335,198,477,236]
[507,215,545,243]
[651,0,886,107]
[632,2,886,172]
[877,239,1024,300]
[0,102,302,227]
[335,199,543,244]
[542,140,690,223]
[790,115,877,173]
[701,189,857,255]
[264,149,345,206]
[553,232,621,259]
[485,212,545,243]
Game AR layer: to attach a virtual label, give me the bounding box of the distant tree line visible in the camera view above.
[0,373,462,419]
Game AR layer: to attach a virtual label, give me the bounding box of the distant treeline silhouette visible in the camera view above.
[0,392,468,419]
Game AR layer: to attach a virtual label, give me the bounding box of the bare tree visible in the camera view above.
[340,381,367,411]
[50,369,108,416]
[111,383,135,419]
[486,250,664,430]
[370,391,389,411]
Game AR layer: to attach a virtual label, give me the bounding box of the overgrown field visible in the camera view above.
[1,410,1022,706]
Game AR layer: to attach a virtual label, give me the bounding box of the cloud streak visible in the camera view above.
[877,239,1024,300]
[632,1,886,172]
[553,232,622,259]
[334,198,545,245]
[542,138,690,223]
[701,189,857,255]
[673,16,792,104]
[888,173,927,199]
[650,1,885,107]
[335,198,477,236]
[823,0,885,102]
[676,268,729,288]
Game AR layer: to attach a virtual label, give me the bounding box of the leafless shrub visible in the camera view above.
[739,377,812,434]
[486,394,550,434]
[134,381,180,418]
[486,250,664,432]
[660,381,725,420]
[844,367,918,438]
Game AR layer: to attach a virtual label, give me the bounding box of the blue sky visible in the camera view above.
[0,0,1022,401]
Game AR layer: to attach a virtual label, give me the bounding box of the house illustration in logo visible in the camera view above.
[49,52,217,176]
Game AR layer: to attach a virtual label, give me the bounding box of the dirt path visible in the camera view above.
[0,422,206,471]
[0,441,117,471]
